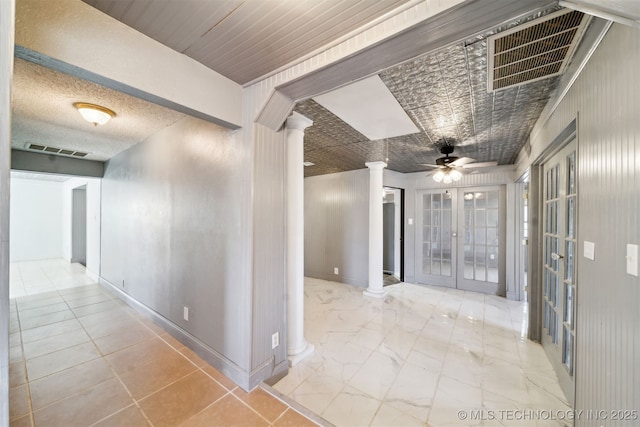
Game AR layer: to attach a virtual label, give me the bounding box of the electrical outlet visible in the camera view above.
[334,267,339,275]
[271,332,279,349]
[183,306,189,321]
[122,280,125,288]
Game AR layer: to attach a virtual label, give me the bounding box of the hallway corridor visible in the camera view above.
[9,282,320,426]
[9,259,95,299]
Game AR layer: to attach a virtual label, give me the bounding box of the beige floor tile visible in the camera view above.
[9,384,30,421]
[117,351,198,399]
[93,324,156,355]
[234,387,288,423]
[19,310,76,331]
[106,337,177,375]
[29,358,115,410]
[9,414,33,427]
[139,370,227,427]
[33,377,132,427]
[18,302,70,320]
[201,364,238,391]
[22,328,90,360]
[180,394,269,427]
[26,341,101,380]
[93,404,150,427]
[9,362,26,388]
[273,408,320,427]
[20,318,83,344]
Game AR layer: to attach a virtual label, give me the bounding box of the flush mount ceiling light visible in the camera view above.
[73,102,115,126]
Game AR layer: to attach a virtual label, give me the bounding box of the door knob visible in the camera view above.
[551,253,564,261]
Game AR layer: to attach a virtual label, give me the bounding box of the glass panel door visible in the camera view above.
[416,190,456,288]
[541,139,576,405]
[416,187,505,295]
[456,187,506,295]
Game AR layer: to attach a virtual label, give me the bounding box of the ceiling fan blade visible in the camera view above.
[418,164,441,168]
[462,161,498,169]
[449,157,475,167]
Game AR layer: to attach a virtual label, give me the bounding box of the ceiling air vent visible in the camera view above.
[488,10,588,92]
[27,143,88,158]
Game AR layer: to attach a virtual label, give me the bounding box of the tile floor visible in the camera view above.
[274,278,571,427]
[9,281,321,426]
[10,259,96,299]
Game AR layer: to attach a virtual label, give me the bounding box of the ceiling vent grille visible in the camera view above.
[28,143,88,158]
[488,10,588,92]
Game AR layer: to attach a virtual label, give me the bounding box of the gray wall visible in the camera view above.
[304,169,369,287]
[250,123,287,376]
[101,116,253,376]
[525,23,640,424]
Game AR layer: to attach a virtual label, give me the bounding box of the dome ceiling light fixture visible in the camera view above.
[73,102,116,126]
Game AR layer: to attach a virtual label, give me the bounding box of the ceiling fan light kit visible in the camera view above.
[423,145,494,184]
[73,102,116,126]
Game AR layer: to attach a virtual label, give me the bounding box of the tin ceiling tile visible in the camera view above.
[296,6,576,177]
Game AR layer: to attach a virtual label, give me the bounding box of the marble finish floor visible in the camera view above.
[9,284,320,426]
[274,278,570,427]
[10,259,96,299]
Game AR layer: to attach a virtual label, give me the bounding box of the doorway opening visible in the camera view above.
[383,187,404,285]
[71,185,87,266]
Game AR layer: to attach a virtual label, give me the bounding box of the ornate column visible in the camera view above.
[364,161,389,298]
[285,112,314,366]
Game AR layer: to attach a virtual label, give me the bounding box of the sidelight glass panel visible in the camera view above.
[567,197,575,238]
[488,191,499,208]
[432,210,441,227]
[431,259,441,275]
[422,192,453,278]
[423,194,431,208]
[443,193,452,209]
[566,241,574,281]
[568,152,576,195]
[432,193,441,208]
[464,245,474,279]
[544,304,550,330]
[487,209,499,227]
[564,283,573,326]
[563,327,573,374]
[463,190,500,284]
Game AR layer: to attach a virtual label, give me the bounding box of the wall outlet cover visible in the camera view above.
[334,267,339,275]
[183,306,189,321]
[272,332,279,349]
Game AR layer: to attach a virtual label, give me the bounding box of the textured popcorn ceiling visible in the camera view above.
[12,58,186,161]
[297,7,579,178]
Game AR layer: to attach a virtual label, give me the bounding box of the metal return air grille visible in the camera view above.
[488,10,588,91]
[28,143,88,158]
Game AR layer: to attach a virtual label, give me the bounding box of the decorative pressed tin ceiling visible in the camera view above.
[297,7,589,178]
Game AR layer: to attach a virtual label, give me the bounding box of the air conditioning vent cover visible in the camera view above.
[488,10,588,92]
[27,143,88,158]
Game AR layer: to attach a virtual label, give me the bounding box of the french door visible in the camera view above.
[541,139,576,405]
[416,187,506,295]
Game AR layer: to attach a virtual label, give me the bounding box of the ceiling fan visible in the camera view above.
[421,145,497,183]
